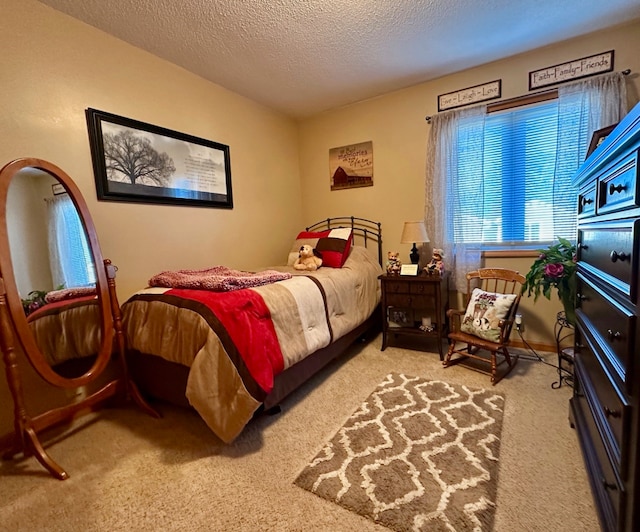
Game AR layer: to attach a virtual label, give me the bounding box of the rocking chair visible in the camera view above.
[443,268,525,385]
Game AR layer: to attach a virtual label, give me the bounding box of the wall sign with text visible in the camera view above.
[329,141,373,191]
[529,50,614,90]
[437,80,501,112]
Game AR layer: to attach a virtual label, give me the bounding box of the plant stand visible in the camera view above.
[552,311,574,389]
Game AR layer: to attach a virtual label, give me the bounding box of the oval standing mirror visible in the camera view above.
[0,159,112,386]
[0,158,157,480]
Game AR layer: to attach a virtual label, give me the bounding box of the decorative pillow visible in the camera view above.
[460,288,517,342]
[287,228,353,268]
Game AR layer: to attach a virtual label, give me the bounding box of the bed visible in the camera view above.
[27,289,102,367]
[122,217,383,442]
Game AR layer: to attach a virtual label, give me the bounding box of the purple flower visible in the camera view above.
[544,263,564,278]
[538,253,546,260]
[27,301,42,315]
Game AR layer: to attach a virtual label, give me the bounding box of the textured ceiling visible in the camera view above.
[39,0,640,119]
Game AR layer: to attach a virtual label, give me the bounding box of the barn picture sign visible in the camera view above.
[329,141,373,191]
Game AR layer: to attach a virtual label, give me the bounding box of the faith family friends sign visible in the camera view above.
[529,50,614,90]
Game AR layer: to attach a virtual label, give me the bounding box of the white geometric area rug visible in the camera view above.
[294,373,505,531]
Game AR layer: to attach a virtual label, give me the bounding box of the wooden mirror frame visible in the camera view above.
[0,158,157,480]
[0,159,113,386]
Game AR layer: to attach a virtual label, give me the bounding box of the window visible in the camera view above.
[47,195,96,288]
[426,72,626,291]
[453,98,577,249]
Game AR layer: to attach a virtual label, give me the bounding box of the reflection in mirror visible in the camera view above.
[0,157,158,480]
[6,169,101,376]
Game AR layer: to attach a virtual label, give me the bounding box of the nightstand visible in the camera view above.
[379,273,449,359]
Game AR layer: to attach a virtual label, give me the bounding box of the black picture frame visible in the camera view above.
[86,108,233,208]
[586,124,618,159]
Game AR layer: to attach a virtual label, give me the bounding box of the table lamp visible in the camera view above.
[400,221,430,264]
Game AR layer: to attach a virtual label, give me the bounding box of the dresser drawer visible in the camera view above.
[578,219,636,300]
[386,293,411,307]
[387,294,433,309]
[385,281,410,294]
[576,276,634,385]
[575,334,629,474]
[578,185,597,218]
[410,283,434,296]
[384,279,439,308]
[573,364,624,529]
[597,151,639,215]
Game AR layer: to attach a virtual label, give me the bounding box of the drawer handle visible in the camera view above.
[607,329,622,341]
[609,183,626,195]
[601,477,618,491]
[577,243,589,251]
[576,293,588,301]
[604,406,621,419]
[610,250,629,263]
[580,196,594,206]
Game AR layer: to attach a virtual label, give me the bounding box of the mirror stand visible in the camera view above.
[105,259,160,420]
[0,279,69,479]
[0,260,159,480]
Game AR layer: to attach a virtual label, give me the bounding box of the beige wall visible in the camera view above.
[0,0,303,438]
[298,19,640,348]
[2,0,303,302]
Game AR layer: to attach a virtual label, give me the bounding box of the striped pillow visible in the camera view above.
[287,228,353,268]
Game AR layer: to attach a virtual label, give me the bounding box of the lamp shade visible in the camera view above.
[400,221,430,244]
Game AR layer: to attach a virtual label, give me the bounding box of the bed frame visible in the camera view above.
[128,216,383,415]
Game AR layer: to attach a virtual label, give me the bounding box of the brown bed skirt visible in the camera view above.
[127,306,381,413]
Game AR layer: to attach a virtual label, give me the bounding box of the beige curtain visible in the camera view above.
[425,104,486,292]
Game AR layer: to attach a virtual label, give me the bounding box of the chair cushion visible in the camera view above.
[460,288,517,342]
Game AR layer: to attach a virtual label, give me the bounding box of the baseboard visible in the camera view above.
[510,338,556,353]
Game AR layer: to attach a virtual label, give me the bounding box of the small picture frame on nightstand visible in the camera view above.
[400,264,419,276]
[388,307,413,328]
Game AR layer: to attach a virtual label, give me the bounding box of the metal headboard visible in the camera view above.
[305,216,383,266]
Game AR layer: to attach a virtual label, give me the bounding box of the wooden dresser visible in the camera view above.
[571,101,640,532]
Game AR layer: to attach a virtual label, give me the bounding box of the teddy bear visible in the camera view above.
[424,248,445,275]
[386,251,402,274]
[293,244,323,271]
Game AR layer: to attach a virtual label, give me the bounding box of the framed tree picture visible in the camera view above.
[86,108,233,208]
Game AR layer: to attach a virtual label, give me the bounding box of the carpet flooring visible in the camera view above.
[0,336,599,531]
[295,373,504,531]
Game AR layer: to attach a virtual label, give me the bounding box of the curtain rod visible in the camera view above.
[425,68,632,123]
